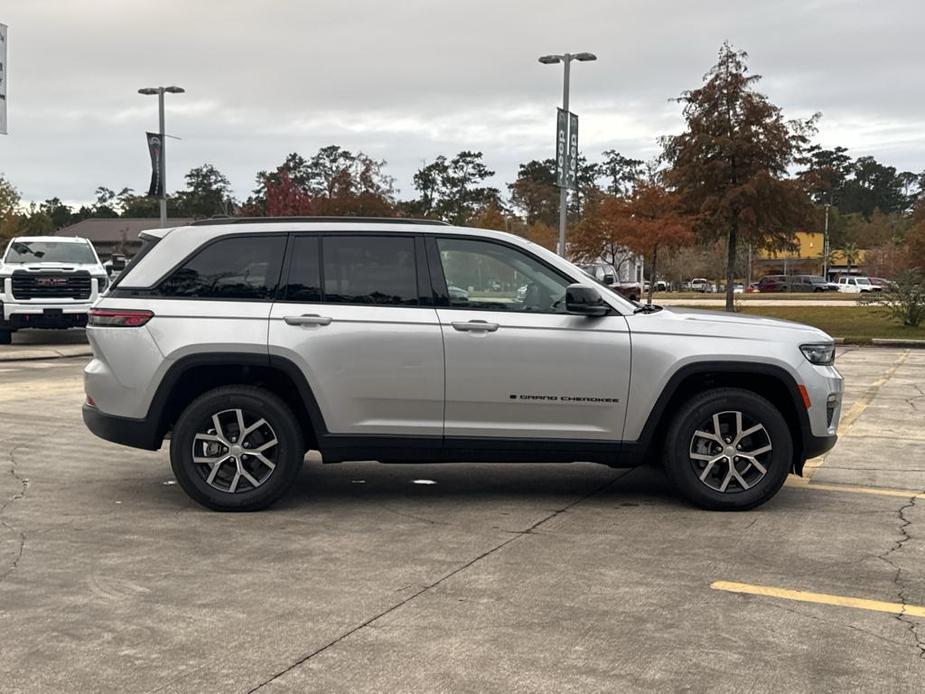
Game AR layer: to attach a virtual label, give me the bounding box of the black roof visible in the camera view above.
[189,216,449,227]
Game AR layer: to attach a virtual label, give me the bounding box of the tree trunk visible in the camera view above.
[647,245,658,305]
[725,223,738,312]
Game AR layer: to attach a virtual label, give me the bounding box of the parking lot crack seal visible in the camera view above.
[878,494,925,660]
[0,443,30,585]
[242,469,633,693]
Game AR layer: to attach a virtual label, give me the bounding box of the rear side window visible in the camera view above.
[322,236,417,305]
[284,236,322,302]
[158,235,286,299]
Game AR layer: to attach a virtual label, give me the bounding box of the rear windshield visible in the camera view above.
[3,240,97,264]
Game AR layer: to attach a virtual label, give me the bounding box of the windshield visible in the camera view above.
[4,240,98,265]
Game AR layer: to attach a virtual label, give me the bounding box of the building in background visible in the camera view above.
[53,218,191,259]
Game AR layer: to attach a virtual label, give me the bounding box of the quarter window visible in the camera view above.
[436,237,571,313]
[158,235,285,299]
[322,236,418,305]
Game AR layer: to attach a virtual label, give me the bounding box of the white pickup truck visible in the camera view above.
[0,236,110,344]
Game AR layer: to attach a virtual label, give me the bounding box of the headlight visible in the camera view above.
[800,343,835,366]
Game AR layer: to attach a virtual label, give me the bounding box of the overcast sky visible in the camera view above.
[1,0,923,207]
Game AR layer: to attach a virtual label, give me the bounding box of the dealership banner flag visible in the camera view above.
[0,23,8,134]
[555,108,568,188]
[566,112,579,190]
[146,132,163,197]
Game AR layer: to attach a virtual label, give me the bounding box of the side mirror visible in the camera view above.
[603,274,615,285]
[566,284,608,317]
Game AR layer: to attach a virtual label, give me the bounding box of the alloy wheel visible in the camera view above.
[191,408,279,493]
[689,410,773,493]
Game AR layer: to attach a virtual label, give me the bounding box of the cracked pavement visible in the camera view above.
[1,349,924,693]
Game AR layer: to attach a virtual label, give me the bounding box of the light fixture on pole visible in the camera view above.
[538,52,596,257]
[138,85,185,227]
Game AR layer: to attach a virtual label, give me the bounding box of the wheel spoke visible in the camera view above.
[251,451,276,470]
[690,452,717,462]
[193,454,227,465]
[743,444,772,457]
[228,470,241,493]
[194,433,223,445]
[738,423,763,441]
[730,466,751,490]
[694,429,721,444]
[241,469,261,489]
[234,409,247,442]
[718,466,734,492]
[252,438,278,453]
[211,414,227,442]
[712,413,723,440]
[734,411,743,439]
[739,454,767,474]
[242,418,268,438]
[699,456,723,481]
[206,461,223,485]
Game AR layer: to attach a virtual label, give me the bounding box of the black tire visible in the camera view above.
[663,388,792,511]
[169,385,304,511]
[0,329,11,345]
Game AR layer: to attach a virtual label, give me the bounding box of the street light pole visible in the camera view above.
[823,202,831,280]
[557,58,571,258]
[539,52,596,258]
[139,85,185,228]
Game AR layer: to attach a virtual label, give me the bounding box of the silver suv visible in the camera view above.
[82,218,843,512]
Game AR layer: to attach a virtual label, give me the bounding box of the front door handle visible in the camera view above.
[284,314,333,327]
[451,320,499,332]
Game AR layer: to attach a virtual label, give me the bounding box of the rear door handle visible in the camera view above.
[284,314,333,327]
[451,320,499,332]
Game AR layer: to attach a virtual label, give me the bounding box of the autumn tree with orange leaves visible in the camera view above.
[572,185,694,303]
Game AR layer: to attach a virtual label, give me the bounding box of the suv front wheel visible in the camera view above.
[663,388,793,511]
[170,386,304,511]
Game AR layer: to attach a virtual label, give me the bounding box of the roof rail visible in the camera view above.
[189,216,449,227]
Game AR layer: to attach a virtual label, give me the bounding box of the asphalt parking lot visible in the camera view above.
[1,345,924,692]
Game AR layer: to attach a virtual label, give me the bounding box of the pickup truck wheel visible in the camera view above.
[663,388,792,511]
[169,386,304,511]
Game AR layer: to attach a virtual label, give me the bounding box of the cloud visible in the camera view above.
[1,0,921,204]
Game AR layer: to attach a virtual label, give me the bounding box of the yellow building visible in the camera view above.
[753,231,867,279]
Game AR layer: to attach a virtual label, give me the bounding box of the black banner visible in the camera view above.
[146,132,163,197]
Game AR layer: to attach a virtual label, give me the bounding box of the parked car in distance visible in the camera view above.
[733,283,745,294]
[82,216,842,513]
[0,235,110,344]
[689,278,710,292]
[790,275,837,293]
[756,275,789,293]
[869,277,894,291]
[837,276,881,293]
[745,282,761,293]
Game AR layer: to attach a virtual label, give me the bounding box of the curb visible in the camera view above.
[870,338,925,348]
[0,349,93,363]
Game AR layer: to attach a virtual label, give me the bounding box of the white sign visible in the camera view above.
[0,24,7,134]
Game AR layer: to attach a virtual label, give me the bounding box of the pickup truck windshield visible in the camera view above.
[4,241,97,264]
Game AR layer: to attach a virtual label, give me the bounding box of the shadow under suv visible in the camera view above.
[83,218,843,511]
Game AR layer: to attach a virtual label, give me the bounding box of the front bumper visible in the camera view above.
[2,301,93,328]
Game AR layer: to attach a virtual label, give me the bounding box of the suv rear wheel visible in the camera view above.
[169,386,304,511]
[663,388,792,511]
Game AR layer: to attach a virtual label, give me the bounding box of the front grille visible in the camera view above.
[11,270,92,300]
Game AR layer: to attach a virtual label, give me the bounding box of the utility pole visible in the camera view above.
[538,52,596,257]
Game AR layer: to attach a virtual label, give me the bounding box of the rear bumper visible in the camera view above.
[82,404,162,451]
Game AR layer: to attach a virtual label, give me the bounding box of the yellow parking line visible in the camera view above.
[786,476,925,500]
[711,581,925,618]
[805,349,910,477]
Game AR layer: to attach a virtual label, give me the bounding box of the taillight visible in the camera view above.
[88,308,154,327]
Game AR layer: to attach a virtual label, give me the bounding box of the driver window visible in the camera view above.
[436,237,570,313]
